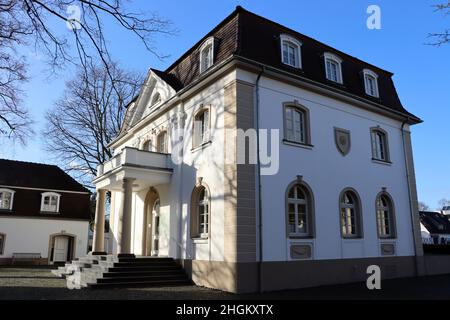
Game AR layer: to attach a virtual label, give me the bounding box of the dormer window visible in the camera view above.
[199,37,215,73]
[280,34,302,68]
[363,69,379,98]
[41,192,60,213]
[0,189,14,211]
[324,52,343,84]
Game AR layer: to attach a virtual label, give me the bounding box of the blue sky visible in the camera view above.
[2,0,449,209]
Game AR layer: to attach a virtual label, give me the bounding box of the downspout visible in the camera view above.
[255,66,265,293]
[401,117,419,275]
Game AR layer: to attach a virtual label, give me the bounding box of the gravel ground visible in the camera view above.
[1,266,450,300]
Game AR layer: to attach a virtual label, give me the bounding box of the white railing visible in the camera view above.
[97,147,171,177]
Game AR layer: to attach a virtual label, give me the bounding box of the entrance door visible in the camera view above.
[53,236,69,262]
[151,199,160,256]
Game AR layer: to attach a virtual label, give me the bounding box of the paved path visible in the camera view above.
[1,267,450,300]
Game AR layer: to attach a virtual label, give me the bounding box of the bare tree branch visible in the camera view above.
[0,0,175,145]
[43,62,143,189]
[428,2,450,46]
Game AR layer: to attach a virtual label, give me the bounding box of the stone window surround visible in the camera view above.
[370,126,391,164]
[324,52,344,84]
[285,176,316,239]
[156,130,169,154]
[375,190,397,239]
[363,69,380,98]
[190,179,211,240]
[199,37,215,74]
[339,187,364,239]
[282,101,313,148]
[191,104,212,151]
[280,34,303,69]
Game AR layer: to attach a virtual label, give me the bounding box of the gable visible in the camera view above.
[123,69,177,132]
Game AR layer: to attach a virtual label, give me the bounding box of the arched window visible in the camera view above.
[199,37,214,73]
[280,34,302,68]
[283,103,310,145]
[142,139,152,151]
[363,69,379,98]
[340,189,363,238]
[190,184,210,239]
[40,192,61,213]
[0,188,15,211]
[324,52,343,84]
[157,131,168,153]
[193,108,210,147]
[286,180,314,237]
[0,233,5,255]
[151,92,161,106]
[370,127,390,162]
[376,192,396,238]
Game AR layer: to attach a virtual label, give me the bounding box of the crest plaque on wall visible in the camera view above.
[334,128,351,156]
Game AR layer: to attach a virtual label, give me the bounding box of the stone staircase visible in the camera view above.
[52,255,191,289]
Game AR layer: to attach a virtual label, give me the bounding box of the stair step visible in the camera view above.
[109,265,181,272]
[88,279,191,289]
[113,261,177,267]
[118,257,174,263]
[97,274,188,283]
[103,270,185,277]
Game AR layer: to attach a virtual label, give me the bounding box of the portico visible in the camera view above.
[91,147,173,256]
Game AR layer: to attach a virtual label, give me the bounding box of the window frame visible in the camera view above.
[199,37,215,74]
[339,188,364,239]
[375,191,397,239]
[282,102,311,146]
[151,91,162,106]
[141,139,152,151]
[0,233,5,255]
[192,106,211,149]
[156,130,168,153]
[280,34,302,69]
[40,192,61,213]
[285,179,315,238]
[190,182,211,240]
[370,127,390,163]
[363,69,380,98]
[324,52,344,84]
[0,188,15,211]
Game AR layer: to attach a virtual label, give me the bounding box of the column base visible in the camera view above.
[92,251,107,255]
[118,253,136,259]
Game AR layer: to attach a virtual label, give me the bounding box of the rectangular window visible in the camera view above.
[285,107,306,144]
[371,130,388,161]
[0,192,12,210]
[41,194,60,213]
[364,71,379,97]
[281,37,301,68]
[193,109,210,148]
[326,60,339,82]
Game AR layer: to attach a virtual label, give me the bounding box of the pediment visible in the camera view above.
[123,69,177,131]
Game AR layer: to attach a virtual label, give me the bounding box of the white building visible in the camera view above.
[91,6,425,293]
[0,159,91,265]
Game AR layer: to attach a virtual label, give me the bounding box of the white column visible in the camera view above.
[118,178,135,256]
[92,189,107,254]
